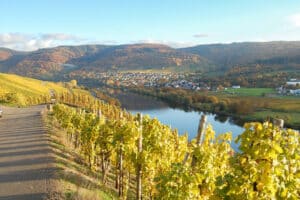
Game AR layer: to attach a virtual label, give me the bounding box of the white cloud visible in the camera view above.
[86,39,118,45]
[0,33,87,51]
[193,33,209,38]
[131,39,197,48]
[41,33,82,41]
[0,33,201,51]
[288,13,300,27]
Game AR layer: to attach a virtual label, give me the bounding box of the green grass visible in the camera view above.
[205,87,299,128]
[224,87,275,97]
[245,111,300,128]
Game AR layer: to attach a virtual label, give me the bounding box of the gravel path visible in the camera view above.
[0,105,56,200]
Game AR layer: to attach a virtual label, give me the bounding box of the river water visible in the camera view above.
[113,91,244,151]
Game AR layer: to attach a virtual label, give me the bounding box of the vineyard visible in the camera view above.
[51,100,299,199]
[0,73,299,199]
[0,73,94,106]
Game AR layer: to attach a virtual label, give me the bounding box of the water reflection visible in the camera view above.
[114,91,244,151]
[116,92,168,110]
[214,114,228,123]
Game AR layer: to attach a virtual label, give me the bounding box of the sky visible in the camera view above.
[1,0,300,51]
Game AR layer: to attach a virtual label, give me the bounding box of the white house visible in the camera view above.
[289,89,300,95]
[286,79,300,86]
[232,85,241,89]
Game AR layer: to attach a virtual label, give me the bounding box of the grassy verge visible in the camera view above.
[125,87,300,129]
[244,111,300,128]
[222,87,275,96]
[45,111,118,200]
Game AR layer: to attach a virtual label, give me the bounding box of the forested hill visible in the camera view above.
[0,41,300,80]
[0,44,209,79]
[181,41,300,70]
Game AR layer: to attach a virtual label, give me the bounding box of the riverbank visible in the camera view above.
[124,87,300,129]
[94,88,245,151]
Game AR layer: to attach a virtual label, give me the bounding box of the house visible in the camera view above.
[289,89,300,95]
[276,86,287,94]
[232,85,240,89]
[286,79,300,86]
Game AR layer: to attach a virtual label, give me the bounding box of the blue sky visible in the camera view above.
[1,0,300,50]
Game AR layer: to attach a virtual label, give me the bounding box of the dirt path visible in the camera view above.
[0,105,56,200]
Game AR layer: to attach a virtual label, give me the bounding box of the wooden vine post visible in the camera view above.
[136,113,143,200]
[273,118,284,128]
[191,115,206,166]
[97,109,102,118]
[119,112,124,197]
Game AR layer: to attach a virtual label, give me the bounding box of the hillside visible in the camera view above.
[181,41,300,70]
[0,44,209,79]
[70,44,209,72]
[0,73,68,97]
[0,48,18,61]
[1,41,300,80]
[0,45,110,79]
[0,73,90,106]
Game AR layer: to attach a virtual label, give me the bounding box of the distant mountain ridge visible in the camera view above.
[181,41,300,70]
[0,41,300,79]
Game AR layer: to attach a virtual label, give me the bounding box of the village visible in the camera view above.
[277,79,300,96]
[94,72,186,87]
[94,72,214,90]
[93,72,300,96]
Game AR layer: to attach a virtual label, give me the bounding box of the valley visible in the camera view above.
[0,71,299,199]
[2,1,300,199]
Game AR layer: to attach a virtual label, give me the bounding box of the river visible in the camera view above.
[113,90,244,151]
